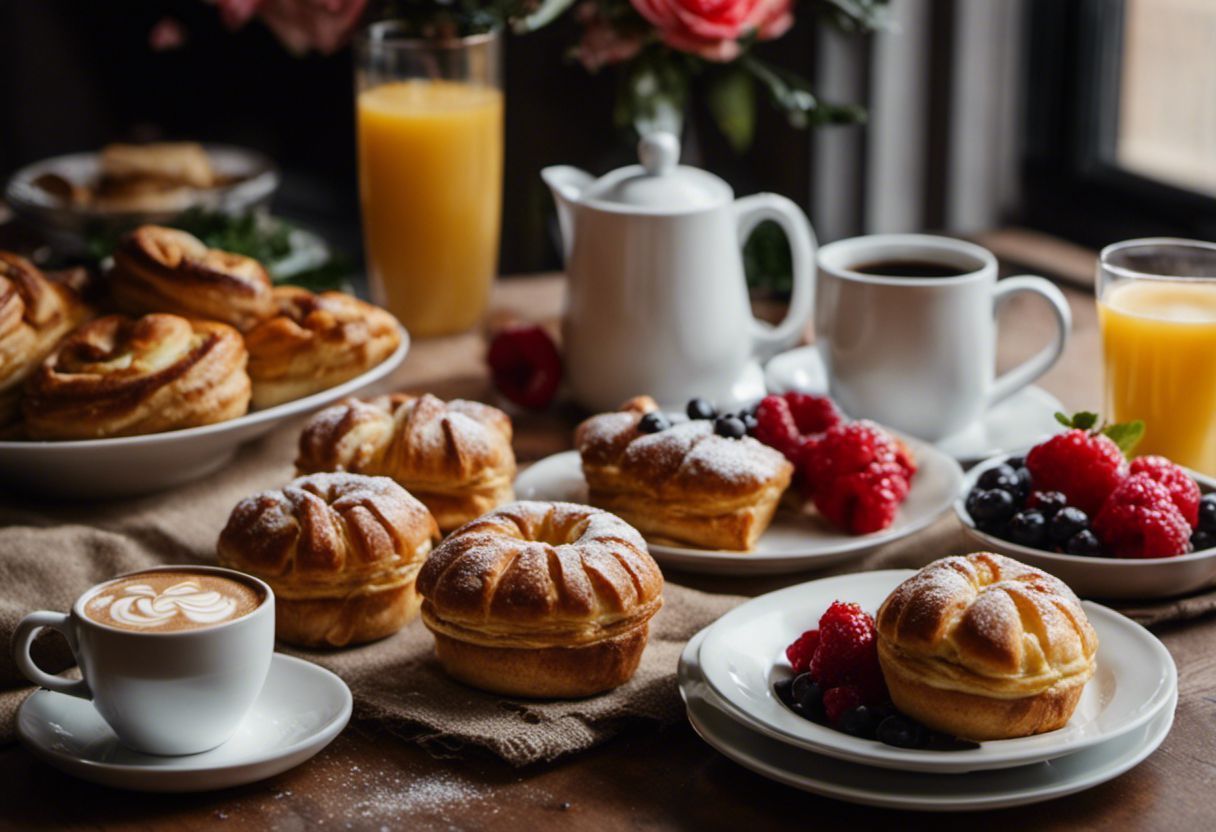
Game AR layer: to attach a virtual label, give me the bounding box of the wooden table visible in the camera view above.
[2,274,1212,831]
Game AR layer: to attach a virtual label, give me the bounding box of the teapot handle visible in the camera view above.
[735,193,817,361]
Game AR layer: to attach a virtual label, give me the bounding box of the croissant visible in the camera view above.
[0,253,90,432]
[218,472,440,647]
[297,392,515,531]
[22,313,250,439]
[416,501,664,697]
[575,396,793,551]
[110,225,276,332]
[244,286,401,409]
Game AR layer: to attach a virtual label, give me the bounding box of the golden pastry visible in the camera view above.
[416,501,664,697]
[100,142,214,189]
[244,286,400,409]
[875,552,1099,740]
[22,313,250,439]
[110,225,275,331]
[218,472,440,647]
[575,396,793,551]
[297,392,515,532]
[0,253,90,432]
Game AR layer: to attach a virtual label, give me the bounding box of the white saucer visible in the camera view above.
[958,454,1216,599]
[680,628,1175,811]
[514,447,963,576]
[694,570,1176,773]
[763,345,1065,465]
[0,326,408,499]
[17,654,351,792]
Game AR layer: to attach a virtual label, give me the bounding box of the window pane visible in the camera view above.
[1117,0,1216,197]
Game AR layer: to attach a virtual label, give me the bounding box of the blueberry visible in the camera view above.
[1199,494,1216,533]
[1066,529,1103,556]
[1191,529,1216,552]
[686,398,717,420]
[742,413,759,433]
[876,715,929,749]
[714,415,746,439]
[637,412,670,434]
[977,464,1020,495]
[1014,467,1033,502]
[1030,491,1068,518]
[1008,510,1048,547]
[1049,507,1090,544]
[789,673,824,720]
[838,706,879,740]
[970,489,1016,524]
[1006,455,1026,470]
[773,678,794,706]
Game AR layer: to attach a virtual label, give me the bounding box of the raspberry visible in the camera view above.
[813,462,908,534]
[823,685,864,725]
[784,629,820,674]
[753,395,802,459]
[1129,455,1200,527]
[1094,474,1192,558]
[784,392,841,436]
[486,324,562,409]
[1025,430,1126,516]
[803,421,902,488]
[809,601,887,703]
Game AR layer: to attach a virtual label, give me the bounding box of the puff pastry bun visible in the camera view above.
[244,286,400,409]
[110,225,275,332]
[416,501,664,697]
[297,393,516,532]
[218,472,440,647]
[876,552,1099,740]
[575,396,793,551]
[22,313,250,439]
[0,253,90,432]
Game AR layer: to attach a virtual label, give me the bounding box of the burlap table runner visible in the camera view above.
[2,417,1214,765]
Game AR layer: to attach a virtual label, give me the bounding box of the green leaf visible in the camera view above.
[1102,420,1146,455]
[1072,411,1100,431]
[1053,412,1073,428]
[706,67,756,153]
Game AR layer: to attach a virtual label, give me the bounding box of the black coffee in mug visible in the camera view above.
[850,259,971,278]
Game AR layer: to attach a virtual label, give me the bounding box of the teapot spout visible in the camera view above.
[541,165,593,263]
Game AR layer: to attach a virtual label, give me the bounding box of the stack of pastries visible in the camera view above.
[0,224,401,440]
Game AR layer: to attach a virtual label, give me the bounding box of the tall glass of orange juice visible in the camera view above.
[1098,239,1216,474]
[355,23,502,337]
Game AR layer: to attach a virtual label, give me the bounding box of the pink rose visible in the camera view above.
[629,0,794,61]
[574,3,645,72]
[215,0,367,55]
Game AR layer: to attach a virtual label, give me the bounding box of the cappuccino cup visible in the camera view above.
[14,565,274,755]
[814,234,1072,441]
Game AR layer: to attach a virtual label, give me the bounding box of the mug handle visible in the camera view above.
[988,275,1072,407]
[13,611,91,699]
[735,193,818,361]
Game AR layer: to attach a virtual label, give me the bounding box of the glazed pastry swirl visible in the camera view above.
[110,225,275,331]
[22,313,251,439]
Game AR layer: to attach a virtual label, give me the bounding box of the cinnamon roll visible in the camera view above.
[0,253,90,432]
[110,225,275,331]
[23,313,251,439]
[244,286,401,409]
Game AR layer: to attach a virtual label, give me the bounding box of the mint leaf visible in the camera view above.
[1103,420,1146,455]
[1054,412,1073,428]
[1054,411,1099,430]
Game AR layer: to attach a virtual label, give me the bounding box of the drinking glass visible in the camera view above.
[1098,238,1216,474]
[356,23,503,337]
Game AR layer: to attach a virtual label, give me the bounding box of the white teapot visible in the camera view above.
[543,132,817,413]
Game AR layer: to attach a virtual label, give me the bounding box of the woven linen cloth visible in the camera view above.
[2,419,1213,765]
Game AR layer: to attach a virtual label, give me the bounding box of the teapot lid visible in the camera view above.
[581,132,731,212]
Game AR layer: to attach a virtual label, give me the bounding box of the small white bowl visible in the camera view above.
[956,453,1216,599]
[0,328,408,500]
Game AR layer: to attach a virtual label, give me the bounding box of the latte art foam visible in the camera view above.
[85,571,263,632]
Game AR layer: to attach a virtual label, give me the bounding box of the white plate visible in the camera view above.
[695,570,1175,773]
[681,628,1176,811]
[958,454,1216,599]
[16,653,351,792]
[0,327,408,498]
[513,445,963,576]
[763,345,1065,466]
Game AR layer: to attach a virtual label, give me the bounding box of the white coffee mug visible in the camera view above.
[815,234,1071,441]
[13,565,274,756]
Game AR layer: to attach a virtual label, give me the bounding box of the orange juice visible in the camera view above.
[357,80,503,337]
[1099,279,1216,473]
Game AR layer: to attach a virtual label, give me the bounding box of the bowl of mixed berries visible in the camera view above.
[956,412,1216,598]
